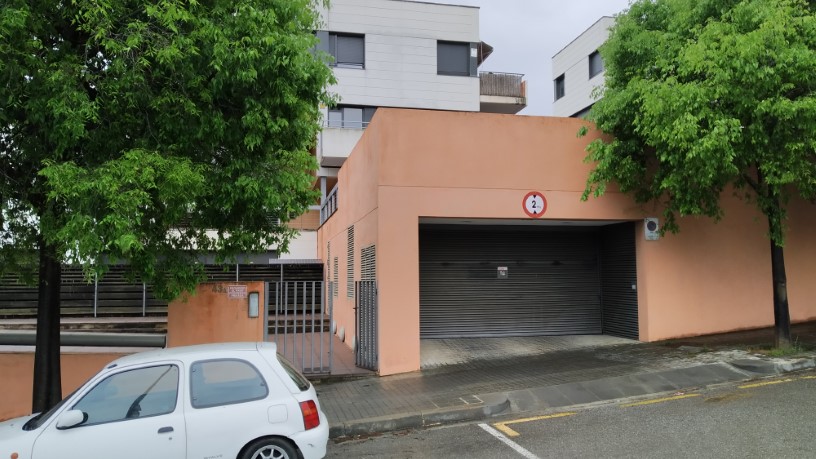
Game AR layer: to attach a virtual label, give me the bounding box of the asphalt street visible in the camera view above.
[326,369,816,458]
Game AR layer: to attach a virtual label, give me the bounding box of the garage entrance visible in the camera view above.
[419,222,638,340]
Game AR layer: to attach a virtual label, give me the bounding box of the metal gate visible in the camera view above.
[266,281,333,375]
[600,222,639,339]
[355,280,378,371]
[419,225,602,338]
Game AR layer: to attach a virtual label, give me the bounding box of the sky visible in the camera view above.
[427,0,633,115]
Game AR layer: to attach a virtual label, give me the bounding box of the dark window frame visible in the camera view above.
[329,32,365,69]
[554,74,566,101]
[589,50,604,78]
[327,105,377,129]
[437,41,470,76]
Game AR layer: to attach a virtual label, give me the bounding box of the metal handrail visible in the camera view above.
[320,186,338,225]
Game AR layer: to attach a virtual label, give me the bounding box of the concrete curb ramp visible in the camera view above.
[329,393,510,439]
[328,358,816,439]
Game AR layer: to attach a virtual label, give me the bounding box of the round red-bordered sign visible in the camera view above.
[522,191,547,218]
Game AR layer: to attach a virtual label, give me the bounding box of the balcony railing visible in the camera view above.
[479,72,526,98]
[320,186,338,225]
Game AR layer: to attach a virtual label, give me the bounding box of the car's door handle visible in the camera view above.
[158,426,174,434]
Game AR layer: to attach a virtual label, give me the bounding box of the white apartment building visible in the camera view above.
[285,0,527,259]
[552,16,614,118]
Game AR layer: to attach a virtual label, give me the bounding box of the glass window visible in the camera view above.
[437,41,470,76]
[589,50,604,78]
[329,33,364,68]
[343,107,363,128]
[327,109,343,128]
[327,106,377,129]
[72,365,179,426]
[277,355,311,391]
[190,359,268,409]
[554,74,565,100]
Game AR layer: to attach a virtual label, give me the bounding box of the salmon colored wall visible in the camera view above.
[318,108,816,375]
[0,351,130,421]
[167,282,266,347]
[786,197,816,323]
[638,193,816,340]
[318,116,382,357]
[287,209,321,231]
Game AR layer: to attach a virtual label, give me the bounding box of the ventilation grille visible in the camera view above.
[361,245,376,281]
[333,257,339,298]
[347,226,355,297]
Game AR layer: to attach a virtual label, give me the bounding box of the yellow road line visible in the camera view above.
[799,376,816,380]
[739,379,793,389]
[492,412,576,438]
[619,394,700,408]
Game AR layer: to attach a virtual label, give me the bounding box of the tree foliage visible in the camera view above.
[582,0,816,243]
[1,0,334,411]
[1,0,334,296]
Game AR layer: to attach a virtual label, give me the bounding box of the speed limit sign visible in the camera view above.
[522,191,547,218]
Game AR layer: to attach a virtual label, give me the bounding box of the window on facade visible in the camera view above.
[437,41,470,76]
[554,74,565,101]
[327,106,377,129]
[72,365,179,426]
[589,50,604,78]
[329,33,364,68]
[190,359,268,409]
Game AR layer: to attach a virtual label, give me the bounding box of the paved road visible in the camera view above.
[326,369,816,458]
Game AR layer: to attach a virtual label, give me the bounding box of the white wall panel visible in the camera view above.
[328,0,479,42]
[552,17,614,117]
[331,32,479,111]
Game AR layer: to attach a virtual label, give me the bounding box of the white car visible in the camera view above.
[0,342,328,459]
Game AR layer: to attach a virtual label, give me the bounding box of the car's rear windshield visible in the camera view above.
[276,355,311,391]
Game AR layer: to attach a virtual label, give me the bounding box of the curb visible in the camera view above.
[325,357,816,439]
[729,357,816,375]
[329,393,509,439]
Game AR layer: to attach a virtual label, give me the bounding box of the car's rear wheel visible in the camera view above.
[240,438,298,459]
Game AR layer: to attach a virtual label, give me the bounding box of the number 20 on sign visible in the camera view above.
[523,191,547,218]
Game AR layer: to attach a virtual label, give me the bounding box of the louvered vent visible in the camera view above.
[361,245,376,280]
[346,226,355,297]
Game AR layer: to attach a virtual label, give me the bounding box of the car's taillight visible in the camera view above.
[300,400,320,430]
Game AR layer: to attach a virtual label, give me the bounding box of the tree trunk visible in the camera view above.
[32,238,62,413]
[770,239,792,348]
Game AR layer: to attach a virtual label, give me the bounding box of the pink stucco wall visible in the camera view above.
[317,108,816,375]
[167,282,266,347]
[0,351,130,422]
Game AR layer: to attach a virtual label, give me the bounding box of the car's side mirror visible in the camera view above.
[56,410,88,430]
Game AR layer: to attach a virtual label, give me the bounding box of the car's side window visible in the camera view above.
[190,359,269,409]
[71,365,179,426]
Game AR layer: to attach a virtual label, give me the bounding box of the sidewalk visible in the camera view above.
[318,322,816,439]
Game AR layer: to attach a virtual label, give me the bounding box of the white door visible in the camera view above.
[32,363,186,459]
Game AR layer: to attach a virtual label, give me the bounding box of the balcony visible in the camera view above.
[317,123,366,168]
[320,186,338,225]
[479,72,527,114]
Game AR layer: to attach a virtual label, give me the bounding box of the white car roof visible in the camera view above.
[106,342,278,368]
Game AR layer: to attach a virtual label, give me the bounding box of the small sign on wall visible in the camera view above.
[228,284,248,299]
[522,191,547,218]
[497,266,508,279]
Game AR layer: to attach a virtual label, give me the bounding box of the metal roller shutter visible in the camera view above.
[419,225,602,338]
[600,222,639,339]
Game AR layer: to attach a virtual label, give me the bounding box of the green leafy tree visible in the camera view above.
[582,0,816,347]
[1,0,334,412]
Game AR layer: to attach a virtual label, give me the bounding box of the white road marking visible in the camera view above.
[478,423,542,459]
